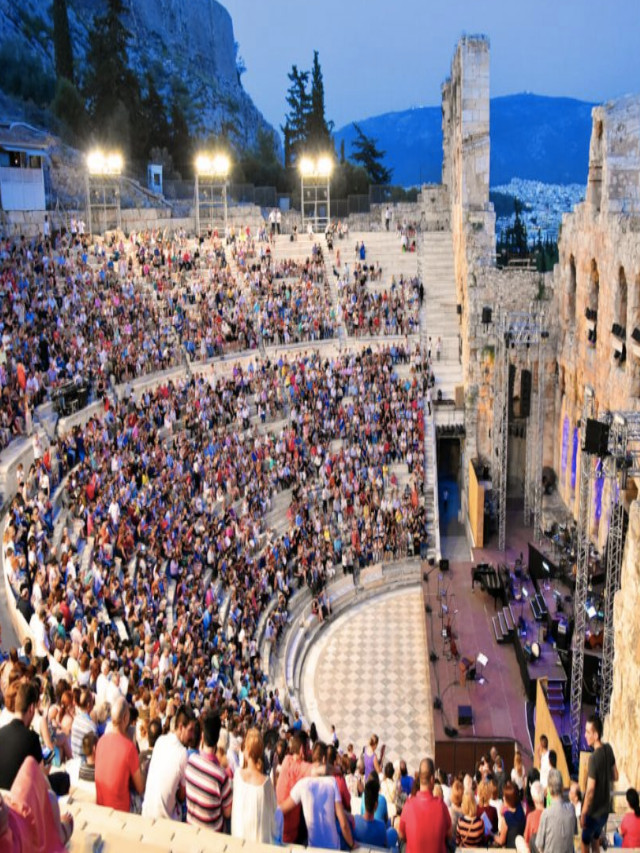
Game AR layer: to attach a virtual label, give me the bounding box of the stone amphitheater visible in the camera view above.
[1,34,640,853]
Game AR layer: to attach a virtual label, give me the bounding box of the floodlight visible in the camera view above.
[87,149,123,176]
[299,157,315,177]
[195,153,230,178]
[317,156,333,177]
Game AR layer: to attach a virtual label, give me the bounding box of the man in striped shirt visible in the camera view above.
[186,712,233,831]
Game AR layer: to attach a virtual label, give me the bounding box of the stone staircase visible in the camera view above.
[420,231,464,417]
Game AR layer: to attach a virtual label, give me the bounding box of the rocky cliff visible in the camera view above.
[0,0,274,148]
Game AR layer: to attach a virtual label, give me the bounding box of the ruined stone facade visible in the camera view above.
[440,37,554,489]
[440,39,639,786]
[551,97,640,789]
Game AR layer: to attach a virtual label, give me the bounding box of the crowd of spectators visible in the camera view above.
[339,275,422,338]
[0,226,358,454]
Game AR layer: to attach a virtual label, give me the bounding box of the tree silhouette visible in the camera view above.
[52,0,74,83]
[307,51,334,151]
[350,124,392,185]
[282,65,310,168]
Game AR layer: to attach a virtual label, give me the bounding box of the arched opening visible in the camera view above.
[613,266,628,368]
[586,259,599,346]
[568,254,577,323]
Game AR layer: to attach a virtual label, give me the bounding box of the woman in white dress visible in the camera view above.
[231,728,277,844]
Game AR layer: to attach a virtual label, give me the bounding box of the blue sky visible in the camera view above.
[221,0,640,130]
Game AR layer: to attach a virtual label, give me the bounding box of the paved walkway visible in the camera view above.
[301,586,434,774]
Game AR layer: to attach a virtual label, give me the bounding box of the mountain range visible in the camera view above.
[334,94,595,187]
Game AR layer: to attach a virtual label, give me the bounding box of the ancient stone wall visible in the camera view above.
[551,98,640,783]
[605,500,640,790]
[552,102,640,532]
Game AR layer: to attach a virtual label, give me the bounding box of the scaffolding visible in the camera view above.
[85,172,122,236]
[194,176,228,236]
[492,310,547,550]
[569,386,595,766]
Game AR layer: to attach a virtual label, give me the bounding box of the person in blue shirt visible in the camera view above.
[354,779,392,849]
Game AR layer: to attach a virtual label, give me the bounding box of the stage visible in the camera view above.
[424,495,577,774]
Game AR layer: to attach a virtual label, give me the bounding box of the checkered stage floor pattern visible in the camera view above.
[301,586,434,775]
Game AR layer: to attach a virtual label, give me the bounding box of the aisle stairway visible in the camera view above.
[420,231,464,418]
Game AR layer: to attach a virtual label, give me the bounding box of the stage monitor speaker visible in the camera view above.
[584,419,610,456]
[482,306,492,324]
[440,558,449,572]
[520,369,532,419]
[458,705,473,726]
[508,363,516,419]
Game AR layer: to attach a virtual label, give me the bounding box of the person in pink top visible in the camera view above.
[619,788,640,849]
[0,756,74,852]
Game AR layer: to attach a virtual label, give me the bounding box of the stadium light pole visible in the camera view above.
[299,155,333,234]
[86,149,124,236]
[194,153,230,237]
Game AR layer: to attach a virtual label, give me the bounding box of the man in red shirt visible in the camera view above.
[276,732,312,843]
[95,697,145,812]
[398,757,452,853]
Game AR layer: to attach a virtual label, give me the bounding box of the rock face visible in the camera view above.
[0,0,275,147]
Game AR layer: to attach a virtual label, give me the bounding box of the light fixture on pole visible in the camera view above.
[194,152,230,237]
[86,149,124,236]
[299,154,333,234]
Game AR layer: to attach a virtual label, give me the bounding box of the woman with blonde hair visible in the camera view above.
[511,750,526,792]
[477,778,498,834]
[363,733,385,778]
[231,727,277,843]
[456,792,486,848]
[449,778,465,839]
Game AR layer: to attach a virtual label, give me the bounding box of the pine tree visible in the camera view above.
[140,74,170,156]
[84,0,141,155]
[307,50,333,152]
[281,65,310,167]
[52,0,74,83]
[350,124,392,185]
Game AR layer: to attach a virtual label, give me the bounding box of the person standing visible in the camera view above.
[280,741,354,851]
[185,712,232,831]
[231,728,277,844]
[0,681,43,789]
[535,769,575,853]
[276,731,312,843]
[581,714,618,853]
[398,757,452,853]
[142,705,196,821]
[95,697,144,813]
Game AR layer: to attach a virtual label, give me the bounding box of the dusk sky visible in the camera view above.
[222,0,640,131]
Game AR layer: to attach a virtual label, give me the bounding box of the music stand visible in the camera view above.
[476,652,489,684]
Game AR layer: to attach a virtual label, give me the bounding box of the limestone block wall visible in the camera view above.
[466,267,557,463]
[553,200,640,529]
[587,97,640,217]
[605,499,640,790]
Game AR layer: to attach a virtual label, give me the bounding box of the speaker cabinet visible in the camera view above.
[584,420,610,456]
[458,705,473,726]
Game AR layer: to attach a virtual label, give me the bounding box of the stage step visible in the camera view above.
[503,605,515,634]
[492,614,508,644]
[530,592,548,622]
